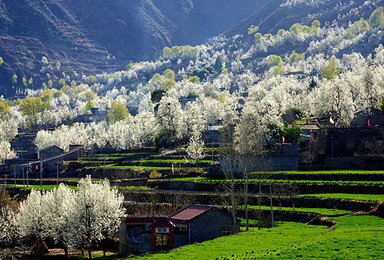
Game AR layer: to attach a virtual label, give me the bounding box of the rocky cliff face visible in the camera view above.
[0,0,268,96]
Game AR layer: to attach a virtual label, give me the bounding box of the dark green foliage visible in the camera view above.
[309,76,318,90]
[154,129,177,148]
[151,89,166,111]
[213,56,223,73]
[192,68,209,81]
[284,108,305,123]
[186,92,198,99]
[282,125,303,144]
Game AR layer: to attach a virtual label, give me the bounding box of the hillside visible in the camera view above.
[0,0,269,97]
[226,0,384,37]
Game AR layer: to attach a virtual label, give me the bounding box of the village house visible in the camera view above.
[119,205,240,254]
[38,145,64,175]
[2,145,64,177]
[351,108,384,127]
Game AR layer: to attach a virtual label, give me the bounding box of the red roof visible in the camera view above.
[125,217,186,225]
[169,205,212,220]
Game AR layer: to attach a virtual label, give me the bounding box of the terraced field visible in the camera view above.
[8,146,384,259]
[67,148,219,174]
[119,165,384,259]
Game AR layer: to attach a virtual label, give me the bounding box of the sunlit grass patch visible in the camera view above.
[299,193,384,201]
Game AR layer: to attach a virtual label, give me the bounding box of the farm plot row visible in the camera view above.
[147,179,384,195]
[121,190,376,213]
[168,176,384,185]
[248,171,384,181]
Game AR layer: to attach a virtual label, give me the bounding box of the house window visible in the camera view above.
[176,226,187,232]
[222,228,231,236]
[180,226,187,231]
[126,227,140,242]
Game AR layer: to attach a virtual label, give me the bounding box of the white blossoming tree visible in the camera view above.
[71,176,124,259]
[186,132,205,170]
[12,177,124,259]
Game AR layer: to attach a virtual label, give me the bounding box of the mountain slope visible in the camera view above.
[0,0,269,97]
[225,0,384,37]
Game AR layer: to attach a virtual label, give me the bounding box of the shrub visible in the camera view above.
[149,170,162,179]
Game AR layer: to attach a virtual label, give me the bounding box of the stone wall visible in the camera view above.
[189,208,239,243]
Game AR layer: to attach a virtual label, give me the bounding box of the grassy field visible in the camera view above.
[299,193,384,202]
[247,205,353,216]
[253,170,384,174]
[165,177,384,185]
[85,166,197,170]
[142,159,218,163]
[133,215,384,259]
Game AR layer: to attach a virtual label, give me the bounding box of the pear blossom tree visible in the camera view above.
[186,132,205,170]
[0,205,18,247]
[40,184,76,257]
[16,189,46,242]
[71,176,124,259]
[8,177,123,259]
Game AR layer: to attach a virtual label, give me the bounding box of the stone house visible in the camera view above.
[119,205,240,254]
[351,108,384,127]
[38,145,64,175]
[220,144,299,174]
[303,126,384,169]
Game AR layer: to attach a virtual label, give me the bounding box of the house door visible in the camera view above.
[155,227,170,250]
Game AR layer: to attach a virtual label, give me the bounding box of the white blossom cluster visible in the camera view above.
[0,176,124,256]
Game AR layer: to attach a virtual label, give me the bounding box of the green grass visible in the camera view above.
[112,186,155,191]
[253,170,384,174]
[142,159,218,163]
[247,205,353,216]
[82,161,115,164]
[133,215,384,259]
[132,221,329,259]
[299,193,384,201]
[79,157,123,160]
[260,215,384,259]
[14,184,77,190]
[85,166,197,170]
[93,152,157,157]
[165,177,384,185]
[64,161,115,164]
